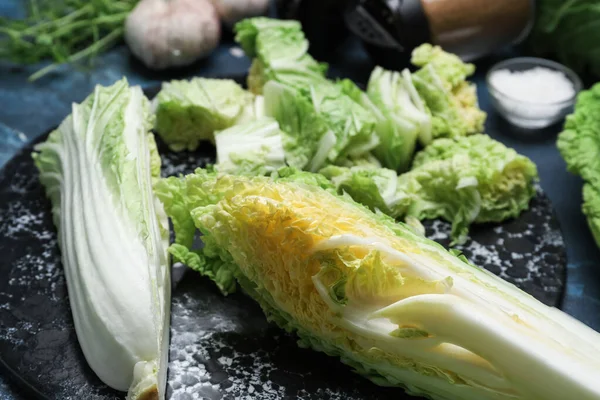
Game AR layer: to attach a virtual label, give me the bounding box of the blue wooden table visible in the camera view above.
[1,7,600,400]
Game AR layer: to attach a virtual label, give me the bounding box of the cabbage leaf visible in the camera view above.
[365,67,431,171]
[531,0,600,78]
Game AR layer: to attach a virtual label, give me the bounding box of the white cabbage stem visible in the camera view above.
[373,294,600,400]
[311,234,600,399]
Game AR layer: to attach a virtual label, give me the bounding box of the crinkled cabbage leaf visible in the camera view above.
[322,135,538,244]
[411,44,486,140]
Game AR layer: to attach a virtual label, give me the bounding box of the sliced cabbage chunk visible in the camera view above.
[214,117,286,175]
[365,67,432,171]
[32,79,171,400]
[154,77,255,151]
[236,17,379,171]
[156,170,600,400]
[411,44,486,140]
[234,17,328,94]
[263,80,378,172]
[322,135,538,244]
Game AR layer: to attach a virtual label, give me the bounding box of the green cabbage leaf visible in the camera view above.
[531,0,600,78]
[263,80,377,171]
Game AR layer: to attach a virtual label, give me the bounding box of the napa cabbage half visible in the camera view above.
[156,170,600,400]
[32,79,170,400]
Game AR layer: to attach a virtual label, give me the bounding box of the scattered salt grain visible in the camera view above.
[489,67,575,104]
[229,46,245,58]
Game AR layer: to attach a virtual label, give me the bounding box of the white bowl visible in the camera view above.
[486,57,582,129]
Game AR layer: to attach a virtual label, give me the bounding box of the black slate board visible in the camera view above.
[0,84,567,400]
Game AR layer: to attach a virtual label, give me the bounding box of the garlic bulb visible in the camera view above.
[209,0,270,26]
[125,0,221,70]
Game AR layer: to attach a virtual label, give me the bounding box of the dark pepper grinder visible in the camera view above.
[344,0,535,70]
[275,0,350,61]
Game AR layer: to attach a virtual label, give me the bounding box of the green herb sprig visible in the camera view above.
[0,0,139,81]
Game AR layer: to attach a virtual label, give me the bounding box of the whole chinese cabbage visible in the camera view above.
[557,83,600,248]
[32,79,171,400]
[156,170,600,400]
